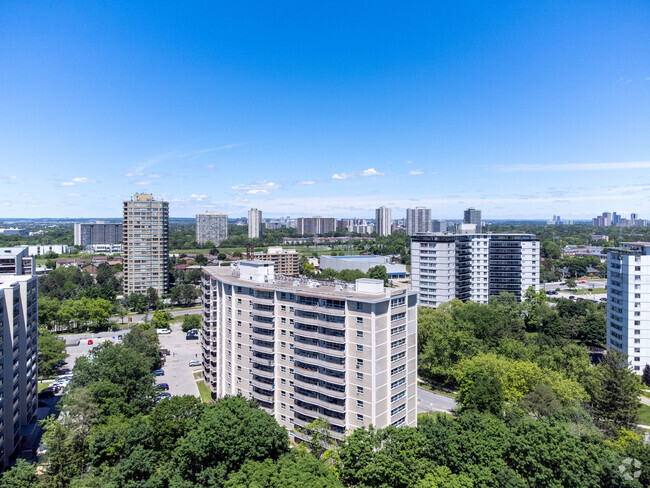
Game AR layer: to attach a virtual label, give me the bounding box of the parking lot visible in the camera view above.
[60,320,202,399]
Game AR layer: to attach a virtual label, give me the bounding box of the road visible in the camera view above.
[417,387,456,413]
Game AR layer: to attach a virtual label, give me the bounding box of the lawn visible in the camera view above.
[565,288,607,295]
[38,381,52,393]
[639,403,650,426]
[196,379,212,403]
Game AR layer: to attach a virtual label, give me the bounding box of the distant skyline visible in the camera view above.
[1,2,649,219]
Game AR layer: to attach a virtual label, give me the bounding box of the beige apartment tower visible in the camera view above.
[123,193,169,296]
[201,261,418,441]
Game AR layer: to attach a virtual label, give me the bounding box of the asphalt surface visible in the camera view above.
[417,387,457,413]
[542,280,607,302]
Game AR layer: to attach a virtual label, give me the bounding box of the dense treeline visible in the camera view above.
[0,226,74,246]
[5,297,650,487]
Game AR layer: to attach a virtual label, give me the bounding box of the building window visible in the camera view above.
[357,386,364,394]
[357,317,363,324]
[357,330,363,338]
[356,359,364,367]
[357,400,364,408]
[357,372,364,380]
[635,330,641,335]
[356,302,363,311]
[357,345,363,352]
[357,414,364,423]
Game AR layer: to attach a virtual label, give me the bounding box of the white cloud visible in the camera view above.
[135,181,151,185]
[298,180,316,185]
[361,168,384,176]
[7,176,21,182]
[147,173,161,178]
[496,161,650,172]
[232,181,281,194]
[206,164,215,168]
[59,182,76,187]
[332,172,354,180]
[408,170,424,175]
[72,177,96,183]
[67,193,80,197]
[190,194,207,201]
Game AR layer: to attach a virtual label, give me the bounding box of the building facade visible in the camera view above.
[252,247,300,276]
[411,233,539,308]
[375,207,392,237]
[607,243,650,373]
[73,222,123,247]
[296,217,337,235]
[0,247,38,469]
[463,208,481,233]
[196,212,228,246]
[248,209,262,239]
[201,262,418,441]
[406,207,431,236]
[123,193,169,296]
[0,247,34,276]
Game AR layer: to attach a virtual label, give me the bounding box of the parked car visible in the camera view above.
[568,295,575,300]
[157,383,169,390]
[576,297,584,302]
[186,332,199,340]
[156,328,171,335]
[189,359,202,367]
[152,369,165,376]
[155,392,172,402]
[118,334,123,340]
[600,298,607,302]
[580,280,586,283]
[38,387,56,399]
[87,339,93,345]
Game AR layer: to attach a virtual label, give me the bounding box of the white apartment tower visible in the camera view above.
[201,262,418,441]
[607,243,650,373]
[123,193,169,296]
[375,207,392,237]
[196,212,228,246]
[0,246,38,468]
[406,207,432,236]
[411,233,539,308]
[248,209,262,239]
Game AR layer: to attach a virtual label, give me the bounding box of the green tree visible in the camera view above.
[38,295,61,329]
[297,417,331,458]
[367,265,389,285]
[149,395,204,455]
[0,459,38,488]
[170,396,289,486]
[38,329,67,378]
[181,314,202,332]
[224,451,344,488]
[587,350,641,434]
[457,367,505,415]
[566,278,577,288]
[151,310,172,329]
[128,293,147,313]
[146,287,159,309]
[643,364,650,386]
[194,253,208,266]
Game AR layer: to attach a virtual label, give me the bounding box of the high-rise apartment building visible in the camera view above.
[606,243,650,373]
[73,222,123,247]
[196,212,228,246]
[123,193,169,296]
[432,220,447,233]
[0,246,34,276]
[248,209,262,239]
[463,208,482,232]
[0,246,38,468]
[375,207,392,236]
[411,233,539,308]
[201,261,418,440]
[296,217,337,235]
[406,207,431,236]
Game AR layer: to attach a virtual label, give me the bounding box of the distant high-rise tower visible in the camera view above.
[375,206,392,236]
[196,212,228,246]
[406,207,431,236]
[248,208,262,239]
[463,208,482,232]
[123,193,169,296]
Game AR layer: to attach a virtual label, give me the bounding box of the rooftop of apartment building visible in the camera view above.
[254,246,298,255]
[0,245,29,257]
[0,273,35,288]
[610,242,650,255]
[203,261,408,302]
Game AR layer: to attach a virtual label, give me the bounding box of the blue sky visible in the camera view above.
[1,1,649,219]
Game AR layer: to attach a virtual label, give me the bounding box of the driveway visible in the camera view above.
[417,387,456,413]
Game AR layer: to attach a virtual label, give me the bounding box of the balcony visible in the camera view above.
[293,391,345,412]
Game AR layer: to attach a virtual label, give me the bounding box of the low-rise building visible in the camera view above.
[201,262,418,441]
[27,244,70,256]
[320,255,407,279]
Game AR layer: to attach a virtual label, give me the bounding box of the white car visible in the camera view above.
[188,359,202,367]
[156,328,171,335]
